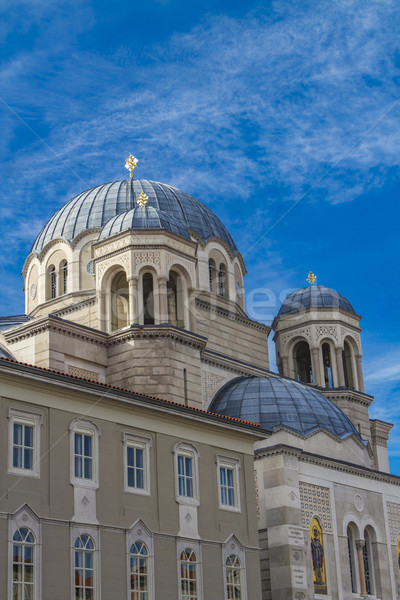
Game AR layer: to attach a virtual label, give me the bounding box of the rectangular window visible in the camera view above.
[127,444,144,489]
[124,434,151,495]
[178,453,194,498]
[8,410,42,477]
[217,457,240,511]
[220,465,235,507]
[74,432,93,480]
[13,422,34,470]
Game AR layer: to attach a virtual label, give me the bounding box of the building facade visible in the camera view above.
[0,165,399,599]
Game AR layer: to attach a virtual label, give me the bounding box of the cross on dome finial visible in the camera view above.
[137,192,148,208]
[125,154,138,179]
[307,271,317,286]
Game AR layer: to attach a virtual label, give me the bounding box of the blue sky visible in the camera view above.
[1,0,400,469]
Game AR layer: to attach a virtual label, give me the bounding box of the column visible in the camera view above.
[356,356,365,393]
[356,539,367,595]
[128,276,139,324]
[104,290,111,333]
[97,290,105,332]
[281,355,289,378]
[158,277,168,324]
[336,347,345,387]
[311,347,322,386]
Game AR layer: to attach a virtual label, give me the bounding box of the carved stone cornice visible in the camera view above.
[322,388,373,408]
[51,296,96,318]
[108,324,207,351]
[255,444,400,485]
[4,315,108,347]
[195,298,270,332]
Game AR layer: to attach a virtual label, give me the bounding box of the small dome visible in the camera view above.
[278,285,355,316]
[209,376,361,440]
[99,206,191,241]
[31,180,237,254]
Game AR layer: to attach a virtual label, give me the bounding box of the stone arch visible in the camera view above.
[319,337,337,388]
[288,336,313,384]
[138,265,159,325]
[342,335,359,390]
[110,270,129,331]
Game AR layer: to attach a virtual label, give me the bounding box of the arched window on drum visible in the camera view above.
[110,271,129,331]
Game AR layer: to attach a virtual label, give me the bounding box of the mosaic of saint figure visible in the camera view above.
[310,518,326,593]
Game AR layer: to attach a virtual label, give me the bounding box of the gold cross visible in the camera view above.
[125,155,138,179]
[137,192,148,208]
[306,271,317,286]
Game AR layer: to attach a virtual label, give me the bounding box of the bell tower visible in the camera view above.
[272,275,392,470]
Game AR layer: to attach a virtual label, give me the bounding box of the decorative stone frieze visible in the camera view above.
[67,365,99,382]
[201,371,227,405]
[166,253,194,278]
[315,325,338,342]
[97,253,130,279]
[387,502,400,543]
[299,481,332,532]
[134,250,161,269]
[281,327,311,345]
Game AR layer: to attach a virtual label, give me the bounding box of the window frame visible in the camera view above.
[174,442,200,506]
[8,409,42,478]
[123,433,152,496]
[217,455,241,512]
[222,536,247,600]
[8,506,41,600]
[69,419,100,489]
[70,526,100,600]
[177,540,202,600]
[126,519,155,600]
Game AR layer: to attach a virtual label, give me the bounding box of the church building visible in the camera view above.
[0,156,399,599]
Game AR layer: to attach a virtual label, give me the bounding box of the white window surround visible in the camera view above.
[8,408,43,478]
[70,525,101,600]
[216,455,241,513]
[126,519,155,600]
[222,535,247,600]
[123,433,152,496]
[173,442,200,507]
[69,418,100,490]
[8,505,42,600]
[176,539,203,600]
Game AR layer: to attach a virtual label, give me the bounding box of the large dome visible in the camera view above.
[209,376,361,440]
[31,180,237,254]
[278,285,356,316]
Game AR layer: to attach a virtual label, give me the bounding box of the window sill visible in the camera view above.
[176,496,200,507]
[8,467,40,479]
[70,478,99,490]
[219,503,241,513]
[124,486,150,496]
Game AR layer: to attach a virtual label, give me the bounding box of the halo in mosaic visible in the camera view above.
[209,375,362,440]
[31,180,237,254]
[278,285,356,316]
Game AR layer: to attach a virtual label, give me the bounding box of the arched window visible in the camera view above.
[310,518,327,594]
[142,273,154,325]
[347,526,356,594]
[111,271,129,331]
[322,343,334,388]
[208,259,216,292]
[363,529,373,595]
[129,541,149,599]
[294,341,313,383]
[60,260,68,295]
[218,264,227,298]
[49,265,57,299]
[180,548,198,600]
[168,271,184,328]
[342,340,355,389]
[226,554,242,599]
[74,534,95,599]
[12,527,35,599]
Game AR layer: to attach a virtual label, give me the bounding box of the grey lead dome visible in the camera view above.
[278,285,356,316]
[209,376,362,440]
[31,180,237,254]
